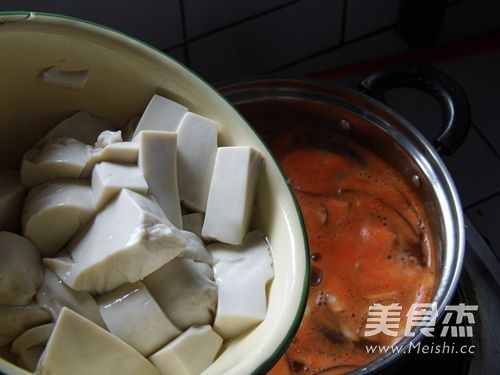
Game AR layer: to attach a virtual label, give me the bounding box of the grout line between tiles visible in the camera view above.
[472,123,500,160]
[448,0,466,7]
[464,191,500,210]
[178,0,190,66]
[184,0,304,43]
[339,0,348,44]
[163,42,184,53]
[267,24,396,74]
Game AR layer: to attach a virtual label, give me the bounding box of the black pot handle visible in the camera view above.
[359,63,471,155]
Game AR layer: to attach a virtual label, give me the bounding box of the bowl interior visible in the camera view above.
[0,13,308,375]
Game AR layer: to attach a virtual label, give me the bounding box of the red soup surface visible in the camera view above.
[252,104,437,375]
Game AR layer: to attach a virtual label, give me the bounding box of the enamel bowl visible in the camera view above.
[0,12,309,375]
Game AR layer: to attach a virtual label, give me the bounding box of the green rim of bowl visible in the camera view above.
[0,10,310,375]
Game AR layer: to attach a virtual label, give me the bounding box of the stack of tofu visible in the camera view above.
[0,94,274,375]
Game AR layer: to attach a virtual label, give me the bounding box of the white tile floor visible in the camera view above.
[274,29,409,76]
[437,52,500,154]
[187,0,344,83]
[183,0,292,38]
[467,195,500,259]
[439,0,500,43]
[344,0,400,41]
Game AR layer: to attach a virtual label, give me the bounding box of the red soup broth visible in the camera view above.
[240,100,437,374]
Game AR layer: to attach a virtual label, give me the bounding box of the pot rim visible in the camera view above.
[220,77,466,373]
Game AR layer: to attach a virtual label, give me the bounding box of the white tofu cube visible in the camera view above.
[0,303,51,346]
[133,94,188,138]
[144,258,217,330]
[36,268,105,327]
[91,162,148,210]
[149,325,223,375]
[97,281,180,356]
[22,180,94,257]
[44,189,187,294]
[11,322,53,354]
[99,141,139,161]
[21,138,92,188]
[0,168,25,232]
[177,113,218,212]
[202,146,263,245]
[94,130,122,148]
[11,323,53,372]
[37,307,160,375]
[81,141,139,177]
[177,230,213,264]
[209,230,274,339]
[0,232,42,306]
[41,66,90,90]
[138,130,182,228]
[41,111,112,145]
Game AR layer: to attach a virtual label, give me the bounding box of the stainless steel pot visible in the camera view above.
[220,64,468,373]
